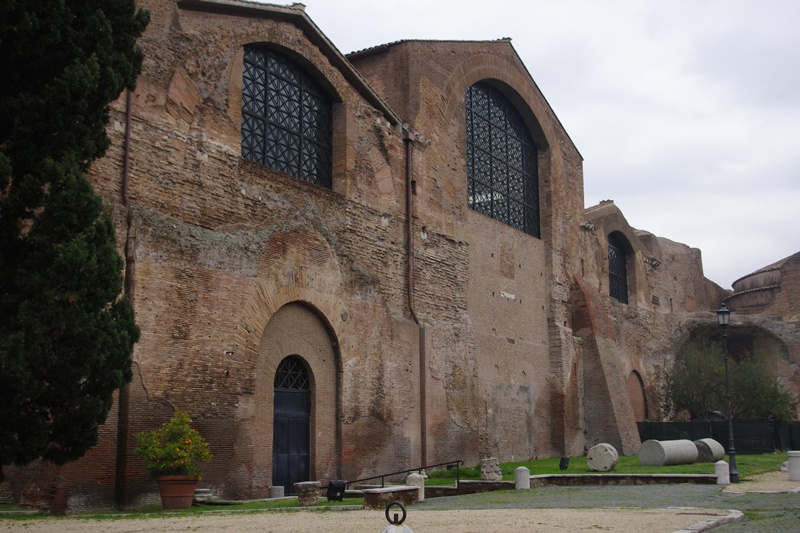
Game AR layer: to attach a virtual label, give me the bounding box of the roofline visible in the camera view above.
[177,0,402,126]
[348,38,582,159]
[506,41,582,160]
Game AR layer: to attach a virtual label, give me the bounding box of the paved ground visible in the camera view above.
[1,471,797,532]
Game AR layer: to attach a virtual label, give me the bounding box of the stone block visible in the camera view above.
[293,481,320,506]
[480,458,502,481]
[406,473,425,502]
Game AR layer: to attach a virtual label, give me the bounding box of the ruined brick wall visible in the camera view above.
[7,0,773,512]
[351,39,587,461]
[78,0,421,507]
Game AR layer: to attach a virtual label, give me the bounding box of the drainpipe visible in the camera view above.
[404,128,427,467]
[115,89,135,507]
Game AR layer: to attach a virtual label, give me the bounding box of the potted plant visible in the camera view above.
[134,410,212,509]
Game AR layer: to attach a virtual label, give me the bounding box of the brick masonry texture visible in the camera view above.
[5,0,798,511]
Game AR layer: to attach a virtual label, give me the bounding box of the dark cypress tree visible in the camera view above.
[0,0,149,477]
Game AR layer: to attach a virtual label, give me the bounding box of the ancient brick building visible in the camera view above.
[4,0,797,512]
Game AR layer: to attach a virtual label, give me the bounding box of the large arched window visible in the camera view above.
[242,45,333,188]
[608,232,629,303]
[466,82,540,237]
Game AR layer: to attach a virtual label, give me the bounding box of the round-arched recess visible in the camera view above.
[627,370,648,422]
[255,302,340,497]
[608,231,633,304]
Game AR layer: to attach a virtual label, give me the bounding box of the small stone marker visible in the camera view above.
[788,451,800,481]
[694,438,725,462]
[586,443,619,471]
[715,460,730,485]
[293,481,320,506]
[269,485,284,499]
[514,466,530,489]
[406,473,425,502]
[480,457,502,481]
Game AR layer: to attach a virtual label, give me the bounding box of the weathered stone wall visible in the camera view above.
[85,0,420,506]
[351,39,587,461]
[8,0,778,512]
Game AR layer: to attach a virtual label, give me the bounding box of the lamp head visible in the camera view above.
[717,303,731,327]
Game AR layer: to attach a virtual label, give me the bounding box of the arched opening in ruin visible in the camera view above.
[676,322,799,416]
[627,370,648,422]
[257,302,340,496]
[608,231,632,304]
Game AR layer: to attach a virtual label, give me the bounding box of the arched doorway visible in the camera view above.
[255,302,340,498]
[272,355,311,495]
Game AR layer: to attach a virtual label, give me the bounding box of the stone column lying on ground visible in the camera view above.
[694,438,725,462]
[586,443,619,471]
[639,439,698,466]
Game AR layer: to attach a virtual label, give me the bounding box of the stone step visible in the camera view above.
[193,488,218,503]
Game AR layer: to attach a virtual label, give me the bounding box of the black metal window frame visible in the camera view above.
[466,82,540,237]
[242,45,333,188]
[608,232,629,304]
[274,355,310,390]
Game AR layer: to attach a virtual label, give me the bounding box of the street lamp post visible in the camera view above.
[717,303,739,483]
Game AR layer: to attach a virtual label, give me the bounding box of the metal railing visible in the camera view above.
[346,459,464,491]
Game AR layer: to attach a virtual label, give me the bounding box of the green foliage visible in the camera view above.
[660,337,796,421]
[134,411,212,478]
[0,0,149,476]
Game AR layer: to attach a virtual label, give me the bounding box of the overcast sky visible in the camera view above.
[291,0,799,289]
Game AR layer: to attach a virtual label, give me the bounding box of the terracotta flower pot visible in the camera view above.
[156,475,200,510]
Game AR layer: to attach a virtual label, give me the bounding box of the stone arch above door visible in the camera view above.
[253,302,340,496]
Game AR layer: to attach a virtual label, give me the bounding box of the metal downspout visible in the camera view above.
[115,89,135,507]
[404,129,427,467]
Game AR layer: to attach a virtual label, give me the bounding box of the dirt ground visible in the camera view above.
[0,507,738,533]
[1,471,796,533]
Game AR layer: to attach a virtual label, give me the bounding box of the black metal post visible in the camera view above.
[722,328,739,482]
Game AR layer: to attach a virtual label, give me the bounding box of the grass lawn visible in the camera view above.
[425,452,788,482]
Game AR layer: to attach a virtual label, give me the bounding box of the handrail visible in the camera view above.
[346,459,464,492]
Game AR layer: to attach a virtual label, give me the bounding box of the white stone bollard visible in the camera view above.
[406,473,425,502]
[586,443,619,471]
[514,466,530,489]
[788,451,800,481]
[715,460,730,485]
[639,439,698,466]
[694,438,725,462]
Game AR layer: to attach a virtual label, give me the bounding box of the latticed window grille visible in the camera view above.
[274,356,310,390]
[608,233,629,304]
[466,82,540,237]
[242,45,333,188]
